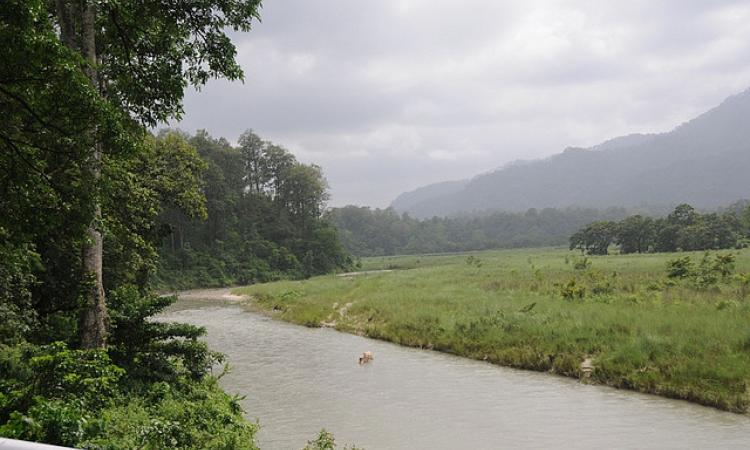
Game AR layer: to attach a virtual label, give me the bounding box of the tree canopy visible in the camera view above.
[156,130,352,289]
[0,0,273,447]
[327,205,632,257]
[571,203,750,255]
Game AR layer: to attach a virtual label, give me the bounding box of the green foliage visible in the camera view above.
[569,221,617,255]
[666,253,736,288]
[713,253,736,278]
[104,132,209,292]
[79,378,258,450]
[1,0,268,446]
[0,342,124,445]
[666,256,694,279]
[572,256,592,271]
[304,430,337,450]
[735,273,750,299]
[107,287,221,382]
[303,429,363,450]
[587,271,617,297]
[156,130,353,289]
[327,205,632,257]
[0,290,259,449]
[616,215,654,253]
[0,230,40,344]
[574,203,747,256]
[558,278,586,301]
[94,0,263,126]
[0,342,258,449]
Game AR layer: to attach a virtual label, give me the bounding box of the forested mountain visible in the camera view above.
[391,179,468,213]
[392,89,750,218]
[156,130,352,289]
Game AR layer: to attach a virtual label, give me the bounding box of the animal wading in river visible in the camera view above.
[359,351,374,364]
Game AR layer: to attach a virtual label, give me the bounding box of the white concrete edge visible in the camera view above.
[0,439,75,450]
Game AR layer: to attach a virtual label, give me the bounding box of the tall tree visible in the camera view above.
[48,0,263,347]
[239,130,267,194]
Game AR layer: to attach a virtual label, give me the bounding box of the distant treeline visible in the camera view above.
[571,202,750,255]
[156,130,352,288]
[326,205,641,256]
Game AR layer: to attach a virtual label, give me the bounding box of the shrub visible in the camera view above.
[572,256,592,271]
[712,253,736,279]
[0,342,259,449]
[735,273,750,298]
[559,278,586,301]
[588,271,617,296]
[303,429,362,450]
[666,256,693,279]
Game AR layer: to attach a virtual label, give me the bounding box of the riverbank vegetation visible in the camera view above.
[1,1,270,447]
[238,247,750,413]
[155,130,353,290]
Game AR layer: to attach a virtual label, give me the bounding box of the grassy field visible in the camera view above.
[235,247,750,413]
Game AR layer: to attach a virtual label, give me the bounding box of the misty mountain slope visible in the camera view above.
[391,179,469,212]
[391,89,750,218]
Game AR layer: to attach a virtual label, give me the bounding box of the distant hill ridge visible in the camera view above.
[391,88,750,218]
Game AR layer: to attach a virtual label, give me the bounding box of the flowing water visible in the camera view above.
[161,294,750,449]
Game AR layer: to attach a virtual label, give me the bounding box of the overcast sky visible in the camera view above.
[175,0,750,207]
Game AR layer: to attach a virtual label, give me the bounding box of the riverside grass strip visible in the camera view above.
[236,247,750,413]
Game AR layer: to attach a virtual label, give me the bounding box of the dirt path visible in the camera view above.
[168,287,248,302]
[336,269,393,277]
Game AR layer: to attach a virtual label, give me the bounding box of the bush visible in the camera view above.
[665,253,737,289]
[735,273,750,298]
[303,429,362,450]
[0,342,124,445]
[0,288,260,449]
[666,256,693,279]
[588,271,617,296]
[559,278,586,301]
[572,256,592,271]
[0,341,259,449]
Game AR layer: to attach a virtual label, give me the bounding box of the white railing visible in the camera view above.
[0,439,74,450]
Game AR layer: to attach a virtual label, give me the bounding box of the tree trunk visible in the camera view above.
[81,202,108,349]
[56,0,109,348]
[79,0,108,349]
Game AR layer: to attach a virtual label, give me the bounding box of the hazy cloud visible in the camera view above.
[175,0,750,206]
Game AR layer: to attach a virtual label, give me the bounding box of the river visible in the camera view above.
[161,293,750,449]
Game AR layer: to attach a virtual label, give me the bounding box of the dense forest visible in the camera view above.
[0,0,301,448]
[329,202,750,258]
[155,130,352,289]
[327,205,637,256]
[570,202,750,255]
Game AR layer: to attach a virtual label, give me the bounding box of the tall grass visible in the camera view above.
[236,247,750,413]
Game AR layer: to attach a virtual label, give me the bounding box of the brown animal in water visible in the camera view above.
[359,351,374,364]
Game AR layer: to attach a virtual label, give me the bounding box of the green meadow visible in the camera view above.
[236,247,750,413]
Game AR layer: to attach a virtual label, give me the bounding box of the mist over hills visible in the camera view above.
[391,89,750,219]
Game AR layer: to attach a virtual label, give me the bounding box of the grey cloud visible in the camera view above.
[175,0,750,207]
